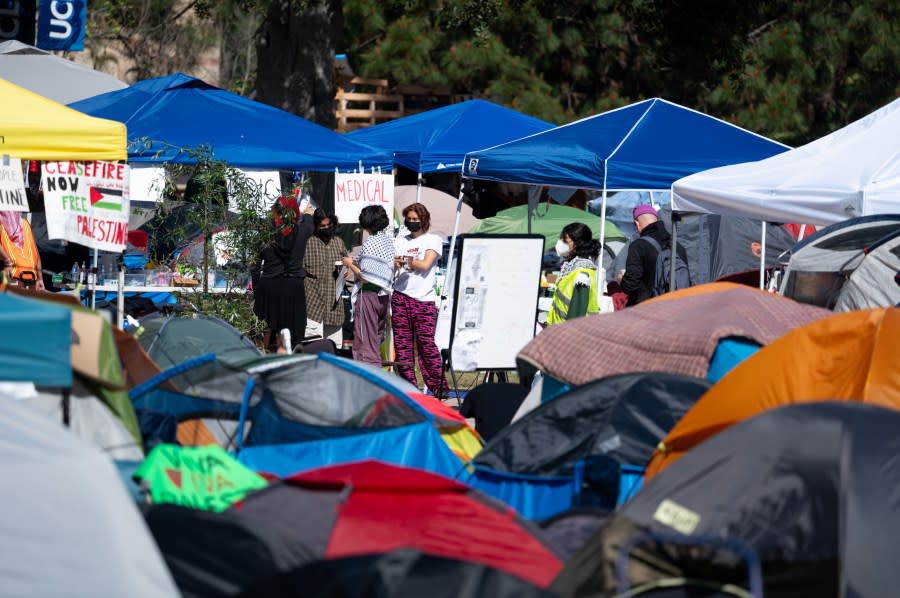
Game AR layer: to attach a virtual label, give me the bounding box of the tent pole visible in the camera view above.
[117,251,125,329]
[759,221,767,290]
[444,185,466,296]
[670,212,678,292]
[415,172,422,205]
[90,248,98,310]
[597,188,608,295]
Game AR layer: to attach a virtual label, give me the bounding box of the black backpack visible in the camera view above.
[642,236,691,296]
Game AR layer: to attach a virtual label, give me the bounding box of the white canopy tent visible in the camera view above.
[672,97,900,227]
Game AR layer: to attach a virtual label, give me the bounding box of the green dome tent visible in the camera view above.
[469,203,626,253]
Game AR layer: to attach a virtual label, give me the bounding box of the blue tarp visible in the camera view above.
[346,99,553,173]
[463,98,791,190]
[0,293,72,386]
[69,73,392,171]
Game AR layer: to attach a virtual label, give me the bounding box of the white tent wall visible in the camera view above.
[672,97,900,226]
[0,394,178,597]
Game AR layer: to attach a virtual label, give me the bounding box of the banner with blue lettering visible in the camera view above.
[37,0,85,51]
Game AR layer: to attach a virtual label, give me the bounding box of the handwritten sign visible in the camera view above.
[42,160,131,251]
[134,444,268,512]
[334,172,394,224]
[0,157,27,212]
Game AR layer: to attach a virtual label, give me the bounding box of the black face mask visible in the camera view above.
[405,220,422,233]
[316,227,334,241]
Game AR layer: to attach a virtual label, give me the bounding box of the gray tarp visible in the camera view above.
[0,40,126,104]
[0,393,177,597]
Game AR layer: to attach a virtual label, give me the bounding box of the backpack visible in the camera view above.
[641,236,691,296]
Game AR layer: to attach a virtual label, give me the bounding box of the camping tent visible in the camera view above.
[779,215,900,310]
[0,393,177,596]
[346,99,553,173]
[468,203,626,253]
[553,402,900,598]
[0,40,127,104]
[672,97,900,225]
[394,185,478,238]
[463,372,711,520]
[129,352,465,478]
[645,307,900,479]
[145,460,562,595]
[0,78,127,161]
[0,292,72,386]
[69,73,391,171]
[516,283,830,389]
[136,313,261,369]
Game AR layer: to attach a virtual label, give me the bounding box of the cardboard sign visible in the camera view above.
[42,160,131,251]
[334,172,393,224]
[0,157,27,212]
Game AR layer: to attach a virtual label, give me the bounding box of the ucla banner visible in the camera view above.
[0,0,37,44]
[37,0,85,51]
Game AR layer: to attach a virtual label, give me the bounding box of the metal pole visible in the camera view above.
[90,248,99,310]
[670,213,678,292]
[759,221,767,290]
[117,251,126,329]
[597,188,608,295]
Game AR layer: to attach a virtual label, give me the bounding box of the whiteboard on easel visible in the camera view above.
[449,234,545,371]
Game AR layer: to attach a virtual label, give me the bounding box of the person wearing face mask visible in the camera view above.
[303,208,347,348]
[391,203,448,397]
[547,222,602,325]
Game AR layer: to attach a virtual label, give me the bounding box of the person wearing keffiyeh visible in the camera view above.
[341,205,394,366]
[0,211,44,290]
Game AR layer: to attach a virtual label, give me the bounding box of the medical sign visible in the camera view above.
[0,157,27,212]
[43,160,131,251]
[37,0,85,51]
[334,172,393,224]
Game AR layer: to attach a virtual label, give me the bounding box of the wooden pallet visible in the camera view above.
[335,77,404,132]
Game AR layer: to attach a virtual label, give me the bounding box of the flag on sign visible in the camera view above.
[90,186,123,211]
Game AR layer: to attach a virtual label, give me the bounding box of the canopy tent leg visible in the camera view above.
[415,172,422,205]
[90,248,99,311]
[117,251,125,329]
[759,221,767,290]
[670,212,678,292]
[596,188,608,297]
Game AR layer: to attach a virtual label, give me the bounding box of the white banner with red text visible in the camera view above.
[334,172,393,225]
[42,161,131,252]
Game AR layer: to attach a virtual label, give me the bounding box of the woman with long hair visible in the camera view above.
[303,208,347,347]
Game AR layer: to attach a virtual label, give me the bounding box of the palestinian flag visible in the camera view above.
[89,186,123,212]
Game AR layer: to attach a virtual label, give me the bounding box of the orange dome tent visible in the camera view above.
[646,307,900,479]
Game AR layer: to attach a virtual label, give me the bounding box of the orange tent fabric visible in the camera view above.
[646,307,900,478]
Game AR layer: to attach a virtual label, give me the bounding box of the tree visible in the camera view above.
[253,0,343,127]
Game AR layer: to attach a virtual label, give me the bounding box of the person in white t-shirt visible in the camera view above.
[392,203,448,397]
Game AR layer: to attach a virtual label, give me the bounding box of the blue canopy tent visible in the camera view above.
[346,99,553,174]
[0,292,72,386]
[462,98,791,279]
[69,73,392,171]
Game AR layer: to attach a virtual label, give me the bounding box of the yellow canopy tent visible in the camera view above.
[0,78,126,161]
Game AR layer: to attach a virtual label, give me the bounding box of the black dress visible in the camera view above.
[253,215,313,346]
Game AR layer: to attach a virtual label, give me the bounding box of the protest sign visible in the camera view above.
[334,172,393,224]
[42,160,130,251]
[134,444,268,512]
[0,157,27,212]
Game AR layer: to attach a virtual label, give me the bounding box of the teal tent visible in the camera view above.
[0,292,72,386]
[469,203,626,252]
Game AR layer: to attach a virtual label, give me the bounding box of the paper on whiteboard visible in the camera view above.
[451,328,482,372]
[460,285,486,329]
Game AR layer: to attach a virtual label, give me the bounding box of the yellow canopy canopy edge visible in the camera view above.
[0,78,127,161]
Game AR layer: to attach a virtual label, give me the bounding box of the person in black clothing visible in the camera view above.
[617,204,687,306]
[253,195,314,352]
